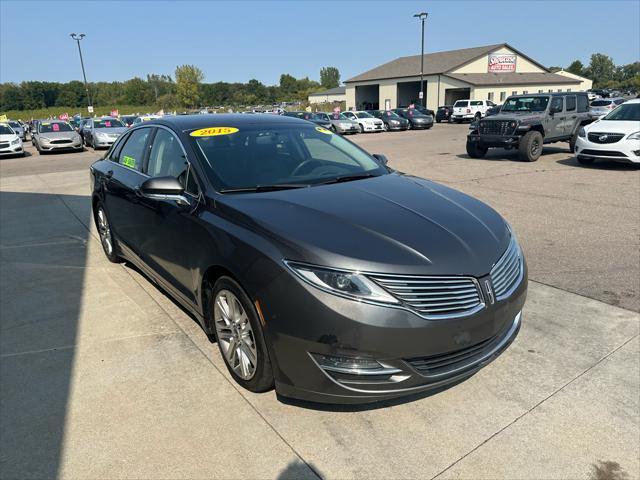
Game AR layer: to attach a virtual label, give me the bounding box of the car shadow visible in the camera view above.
[0,190,91,479]
[556,157,640,170]
[456,145,571,162]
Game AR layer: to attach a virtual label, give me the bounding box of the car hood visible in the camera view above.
[487,111,546,123]
[0,134,19,141]
[95,127,128,135]
[586,119,638,134]
[37,131,79,139]
[217,173,510,276]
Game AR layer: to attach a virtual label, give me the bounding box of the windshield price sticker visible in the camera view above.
[122,155,136,168]
[315,127,332,135]
[190,127,239,137]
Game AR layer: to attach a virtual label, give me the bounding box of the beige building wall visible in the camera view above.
[452,46,546,74]
[472,83,584,102]
[554,70,593,91]
[308,94,346,104]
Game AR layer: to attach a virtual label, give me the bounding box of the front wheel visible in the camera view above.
[518,131,543,162]
[359,123,365,133]
[383,123,389,132]
[466,140,487,158]
[210,277,274,392]
[569,129,579,153]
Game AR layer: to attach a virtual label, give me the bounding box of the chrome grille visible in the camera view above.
[490,237,522,300]
[368,274,483,318]
[587,132,625,144]
[479,120,516,136]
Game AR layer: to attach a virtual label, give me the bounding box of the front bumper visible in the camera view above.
[387,123,408,131]
[410,121,433,129]
[39,140,83,151]
[336,125,360,134]
[259,261,528,404]
[0,144,23,156]
[362,123,384,132]
[467,133,521,148]
[93,137,119,148]
[575,136,640,164]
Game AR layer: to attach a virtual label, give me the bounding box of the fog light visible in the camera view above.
[311,353,402,375]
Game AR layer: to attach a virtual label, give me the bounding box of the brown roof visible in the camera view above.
[344,43,550,83]
[445,72,579,86]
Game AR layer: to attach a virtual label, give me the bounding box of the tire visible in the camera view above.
[383,122,389,132]
[475,112,482,121]
[359,123,365,133]
[577,156,595,165]
[94,203,122,263]
[518,130,543,162]
[209,276,274,393]
[407,122,412,130]
[466,140,488,159]
[569,129,579,153]
[436,119,441,123]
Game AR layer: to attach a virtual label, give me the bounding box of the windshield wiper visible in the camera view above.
[316,173,380,185]
[219,184,310,193]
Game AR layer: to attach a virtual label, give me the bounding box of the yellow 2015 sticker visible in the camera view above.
[315,127,332,135]
[190,127,239,137]
[122,155,136,168]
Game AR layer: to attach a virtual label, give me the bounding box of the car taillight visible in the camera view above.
[444,108,449,113]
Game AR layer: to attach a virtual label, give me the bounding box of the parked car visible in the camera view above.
[342,111,384,133]
[435,106,454,123]
[409,105,435,117]
[367,110,409,131]
[485,104,502,117]
[588,98,626,119]
[133,115,162,126]
[90,114,527,404]
[32,120,83,154]
[575,99,640,165]
[313,112,360,134]
[282,112,333,131]
[452,99,495,123]
[0,123,24,157]
[82,117,127,149]
[392,108,433,129]
[121,115,138,127]
[7,120,26,141]
[467,92,592,161]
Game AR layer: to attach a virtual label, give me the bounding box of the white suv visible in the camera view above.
[452,99,495,123]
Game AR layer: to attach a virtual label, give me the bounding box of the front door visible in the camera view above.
[545,96,565,139]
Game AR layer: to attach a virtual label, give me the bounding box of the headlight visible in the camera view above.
[284,261,399,304]
[628,131,640,140]
[578,127,586,138]
[11,138,21,145]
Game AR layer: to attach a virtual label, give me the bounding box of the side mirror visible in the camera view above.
[139,176,190,206]
[373,153,389,165]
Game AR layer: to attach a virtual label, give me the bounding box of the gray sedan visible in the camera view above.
[82,117,127,149]
[7,121,27,141]
[313,112,360,134]
[32,121,83,154]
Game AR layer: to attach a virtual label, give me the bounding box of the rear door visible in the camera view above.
[103,127,153,254]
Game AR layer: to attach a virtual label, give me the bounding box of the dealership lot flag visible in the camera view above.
[0,114,7,122]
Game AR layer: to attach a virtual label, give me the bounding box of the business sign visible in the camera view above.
[488,54,517,72]
[87,105,94,113]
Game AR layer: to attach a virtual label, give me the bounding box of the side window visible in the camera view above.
[471,100,482,106]
[107,132,129,161]
[147,129,198,195]
[577,95,589,112]
[117,128,150,171]
[566,96,576,111]
[551,96,563,112]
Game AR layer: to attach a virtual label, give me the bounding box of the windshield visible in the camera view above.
[602,103,640,121]
[331,113,348,120]
[39,122,73,133]
[95,118,124,129]
[501,96,549,112]
[8,122,20,128]
[355,112,373,118]
[192,125,386,191]
[0,125,14,135]
[591,100,612,106]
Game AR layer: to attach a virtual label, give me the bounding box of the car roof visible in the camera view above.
[147,113,309,132]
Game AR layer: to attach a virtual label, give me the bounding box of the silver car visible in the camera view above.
[7,121,26,141]
[313,112,360,134]
[32,120,83,154]
[589,98,626,119]
[82,117,127,149]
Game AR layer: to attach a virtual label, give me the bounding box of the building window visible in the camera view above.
[557,89,562,92]
[548,89,553,93]
[567,88,571,92]
[522,90,528,95]
[488,92,494,101]
[538,89,543,93]
[512,91,517,96]
[500,92,506,101]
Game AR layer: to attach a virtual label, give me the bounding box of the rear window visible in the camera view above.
[454,100,469,107]
[591,100,612,106]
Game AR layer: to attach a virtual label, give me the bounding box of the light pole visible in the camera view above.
[413,12,428,108]
[70,33,92,109]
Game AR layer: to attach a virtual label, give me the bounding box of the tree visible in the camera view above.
[279,74,297,98]
[320,67,340,89]
[122,77,153,105]
[175,65,204,108]
[567,60,584,76]
[147,74,174,103]
[585,53,616,87]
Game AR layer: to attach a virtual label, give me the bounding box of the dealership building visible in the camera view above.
[345,43,592,111]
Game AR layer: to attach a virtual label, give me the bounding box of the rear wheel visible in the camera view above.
[94,203,122,263]
[466,140,487,158]
[518,131,543,162]
[210,277,274,392]
[383,122,389,131]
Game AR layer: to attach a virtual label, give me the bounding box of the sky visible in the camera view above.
[1,0,639,85]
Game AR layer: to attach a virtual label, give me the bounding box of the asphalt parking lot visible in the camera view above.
[1,124,638,480]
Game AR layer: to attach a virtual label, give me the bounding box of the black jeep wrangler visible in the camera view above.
[466,92,593,162]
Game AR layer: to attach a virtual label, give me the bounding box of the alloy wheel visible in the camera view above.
[96,207,113,255]
[214,290,258,380]
[531,139,540,156]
